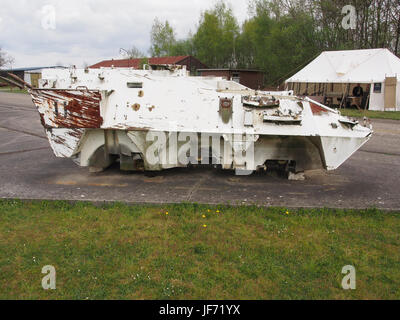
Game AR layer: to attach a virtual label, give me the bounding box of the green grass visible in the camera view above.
[0,199,399,300]
[340,109,400,120]
[0,86,28,94]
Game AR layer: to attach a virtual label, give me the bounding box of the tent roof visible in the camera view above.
[286,49,400,83]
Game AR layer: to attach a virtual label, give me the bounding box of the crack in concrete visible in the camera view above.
[0,104,36,112]
[0,125,47,140]
[360,149,400,157]
[186,172,211,201]
[0,147,49,156]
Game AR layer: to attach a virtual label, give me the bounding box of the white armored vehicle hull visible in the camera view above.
[28,67,372,175]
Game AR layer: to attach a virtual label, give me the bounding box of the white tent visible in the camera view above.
[286,49,400,111]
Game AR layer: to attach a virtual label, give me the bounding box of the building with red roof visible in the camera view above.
[89,56,207,74]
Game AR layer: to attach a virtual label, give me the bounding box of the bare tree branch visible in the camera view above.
[0,47,14,69]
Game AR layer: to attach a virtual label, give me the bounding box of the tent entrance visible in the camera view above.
[384,77,397,110]
[287,82,371,109]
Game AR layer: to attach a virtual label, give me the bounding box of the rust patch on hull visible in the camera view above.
[310,102,329,115]
[30,89,103,129]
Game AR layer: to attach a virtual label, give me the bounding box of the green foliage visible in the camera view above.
[236,2,320,85]
[192,1,240,68]
[150,18,176,57]
[144,0,400,85]
[138,57,149,70]
[340,109,400,121]
[0,86,28,94]
[169,39,194,56]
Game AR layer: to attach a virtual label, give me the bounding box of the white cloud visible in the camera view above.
[0,0,250,68]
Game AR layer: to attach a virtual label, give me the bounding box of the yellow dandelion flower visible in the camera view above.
[165,212,169,215]
[202,215,206,218]
[203,225,207,228]
[216,210,220,213]
[207,209,211,213]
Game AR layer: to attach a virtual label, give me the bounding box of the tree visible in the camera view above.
[150,18,176,57]
[302,0,400,52]
[0,47,14,69]
[241,0,400,86]
[238,1,320,85]
[143,0,400,86]
[193,1,240,68]
[139,57,149,69]
[121,45,145,59]
[392,3,400,55]
[169,38,195,56]
[236,2,273,71]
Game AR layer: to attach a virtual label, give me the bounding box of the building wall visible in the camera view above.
[30,73,41,88]
[238,71,264,90]
[369,80,399,111]
[397,81,400,111]
[178,56,208,74]
[23,73,31,86]
[200,70,230,79]
[370,90,384,111]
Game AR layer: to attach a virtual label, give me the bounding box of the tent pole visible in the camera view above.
[339,83,348,109]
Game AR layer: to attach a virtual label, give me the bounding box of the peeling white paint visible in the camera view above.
[29,67,373,173]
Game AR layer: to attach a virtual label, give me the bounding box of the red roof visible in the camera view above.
[89,56,190,69]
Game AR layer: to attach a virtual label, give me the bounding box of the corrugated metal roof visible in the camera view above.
[89,56,190,69]
[0,66,66,72]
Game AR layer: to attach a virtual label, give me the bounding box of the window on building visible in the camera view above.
[232,73,240,83]
[373,83,382,93]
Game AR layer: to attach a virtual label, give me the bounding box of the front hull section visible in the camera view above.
[29,67,372,175]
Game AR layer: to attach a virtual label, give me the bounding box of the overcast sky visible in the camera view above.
[0,0,250,68]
